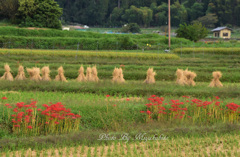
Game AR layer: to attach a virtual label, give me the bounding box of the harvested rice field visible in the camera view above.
[1,47,240,156]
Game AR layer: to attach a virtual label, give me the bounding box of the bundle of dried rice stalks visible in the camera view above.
[209,71,223,87]
[15,65,27,80]
[176,69,187,86]
[144,68,156,84]
[27,67,42,81]
[112,67,119,82]
[91,66,99,82]
[86,67,93,81]
[76,66,86,82]
[119,68,125,83]
[41,66,51,81]
[1,64,14,81]
[55,66,67,82]
[112,67,125,83]
[184,69,197,86]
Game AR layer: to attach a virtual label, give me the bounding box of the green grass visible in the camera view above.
[0,90,240,151]
[0,80,240,98]
[173,47,240,55]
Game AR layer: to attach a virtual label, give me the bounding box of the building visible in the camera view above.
[211,27,232,39]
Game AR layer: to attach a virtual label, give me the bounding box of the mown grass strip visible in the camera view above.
[0,49,179,59]
[173,47,240,55]
[0,80,239,98]
[1,132,240,156]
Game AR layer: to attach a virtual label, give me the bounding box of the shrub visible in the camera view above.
[121,23,141,33]
[176,22,208,42]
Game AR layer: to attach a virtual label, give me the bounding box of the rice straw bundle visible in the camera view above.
[41,66,51,81]
[118,68,125,83]
[86,67,93,81]
[176,69,187,86]
[55,66,67,82]
[76,66,86,82]
[112,67,119,82]
[15,65,27,80]
[184,69,197,86]
[91,66,99,82]
[1,64,14,81]
[144,68,156,84]
[209,71,223,87]
[27,67,42,81]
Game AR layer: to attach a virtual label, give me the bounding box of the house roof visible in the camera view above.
[211,27,232,32]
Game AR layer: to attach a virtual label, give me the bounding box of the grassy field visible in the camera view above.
[0,38,240,155]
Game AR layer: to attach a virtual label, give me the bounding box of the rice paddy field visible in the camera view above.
[1,46,240,156]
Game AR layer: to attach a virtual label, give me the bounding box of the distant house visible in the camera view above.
[211,27,232,39]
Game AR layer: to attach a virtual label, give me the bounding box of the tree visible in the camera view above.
[0,0,19,22]
[176,22,208,42]
[17,0,63,29]
[121,23,141,33]
[194,13,218,28]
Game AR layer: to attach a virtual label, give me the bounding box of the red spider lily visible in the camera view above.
[5,104,10,106]
[72,117,76,119]
[16,102,24,109]
[66,113,75,116]
[2,97,7,100]
[55,121,59,124]
[11,114,16,117]
[140,111,145,113]
[151,95,156,97]
[146,110,151,115]
[126,98,130,101]
[215,102,220,106]
[106,95,110,97]
[158,111,167,114]
[215,96,220,100]
[113,104,117,107]
[7,106,12,108]
[27,126,33,129]
[42,104,49,108]
[12,120,17,123]
[226,103,240,112]
[37,109,41,111]
[14,125,20,128]
[75,114,81,118]
[182,96,190,98]
[45,122,49,124]
[181,112,185,115]
[26,109,33,113]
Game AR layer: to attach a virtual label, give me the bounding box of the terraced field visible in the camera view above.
[0,47,240,156]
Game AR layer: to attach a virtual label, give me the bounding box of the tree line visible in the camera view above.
[55,0,240,28]
[0,0,240,29]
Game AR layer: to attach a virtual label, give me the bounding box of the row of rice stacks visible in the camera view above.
[0,64,68,82]
[76,66,99,82]
[176,69,197,86]
[176,69,223,87]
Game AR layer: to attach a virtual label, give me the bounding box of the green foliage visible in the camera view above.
[176,22,208,42]
[17,0,62,29]
[0,27,193,50]
[121,23,141,33]
[0,0,19,22]
[194,13,218,28]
